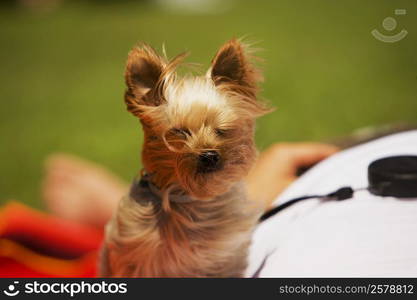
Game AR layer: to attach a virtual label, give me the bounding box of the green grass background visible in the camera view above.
[0,0,416,209]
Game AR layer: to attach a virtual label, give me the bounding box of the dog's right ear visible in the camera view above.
[209,39,262,96]
[125,45,166,115]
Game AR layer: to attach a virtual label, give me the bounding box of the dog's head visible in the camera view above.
[124,39,270,199]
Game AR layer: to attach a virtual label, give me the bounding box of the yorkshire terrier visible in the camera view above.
[100,39,270,277]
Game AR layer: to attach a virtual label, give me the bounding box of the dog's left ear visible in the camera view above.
[209,39,262,97]
[125,45,166,112]
[125,45,188,118]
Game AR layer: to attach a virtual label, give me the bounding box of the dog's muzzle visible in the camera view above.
[197,150,222,173]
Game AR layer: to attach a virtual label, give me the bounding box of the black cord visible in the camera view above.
[259,156,417,222]
[259,186,355,222]
[259,195,322,222]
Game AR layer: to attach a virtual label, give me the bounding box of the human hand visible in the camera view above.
[246,143,339,208]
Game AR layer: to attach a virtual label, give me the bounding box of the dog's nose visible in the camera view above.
[198,150,222,172]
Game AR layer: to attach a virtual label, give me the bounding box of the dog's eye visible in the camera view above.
[170,128,191,138]
[215,128,228,137]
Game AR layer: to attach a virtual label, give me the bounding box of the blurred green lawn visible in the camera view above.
[0,0,416,209]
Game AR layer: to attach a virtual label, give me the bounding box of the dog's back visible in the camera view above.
[100,182,260,277]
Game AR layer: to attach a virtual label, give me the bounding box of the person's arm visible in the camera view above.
[246,143,339,209]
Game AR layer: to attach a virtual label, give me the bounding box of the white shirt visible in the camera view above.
[247,130,417,277]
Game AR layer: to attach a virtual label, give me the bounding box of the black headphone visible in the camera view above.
[259,155,417,222]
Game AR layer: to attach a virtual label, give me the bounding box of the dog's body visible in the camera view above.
[101,180,257,277]
[100,39,270,277]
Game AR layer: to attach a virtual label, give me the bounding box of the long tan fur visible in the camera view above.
[100,39,271,277]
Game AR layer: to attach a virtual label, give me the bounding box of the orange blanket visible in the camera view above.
[0,202,103,277]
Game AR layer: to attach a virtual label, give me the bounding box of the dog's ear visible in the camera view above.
[125,45,166,115]
[209,39,262,96]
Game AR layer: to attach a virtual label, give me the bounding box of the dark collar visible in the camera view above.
[129,173,195,204]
